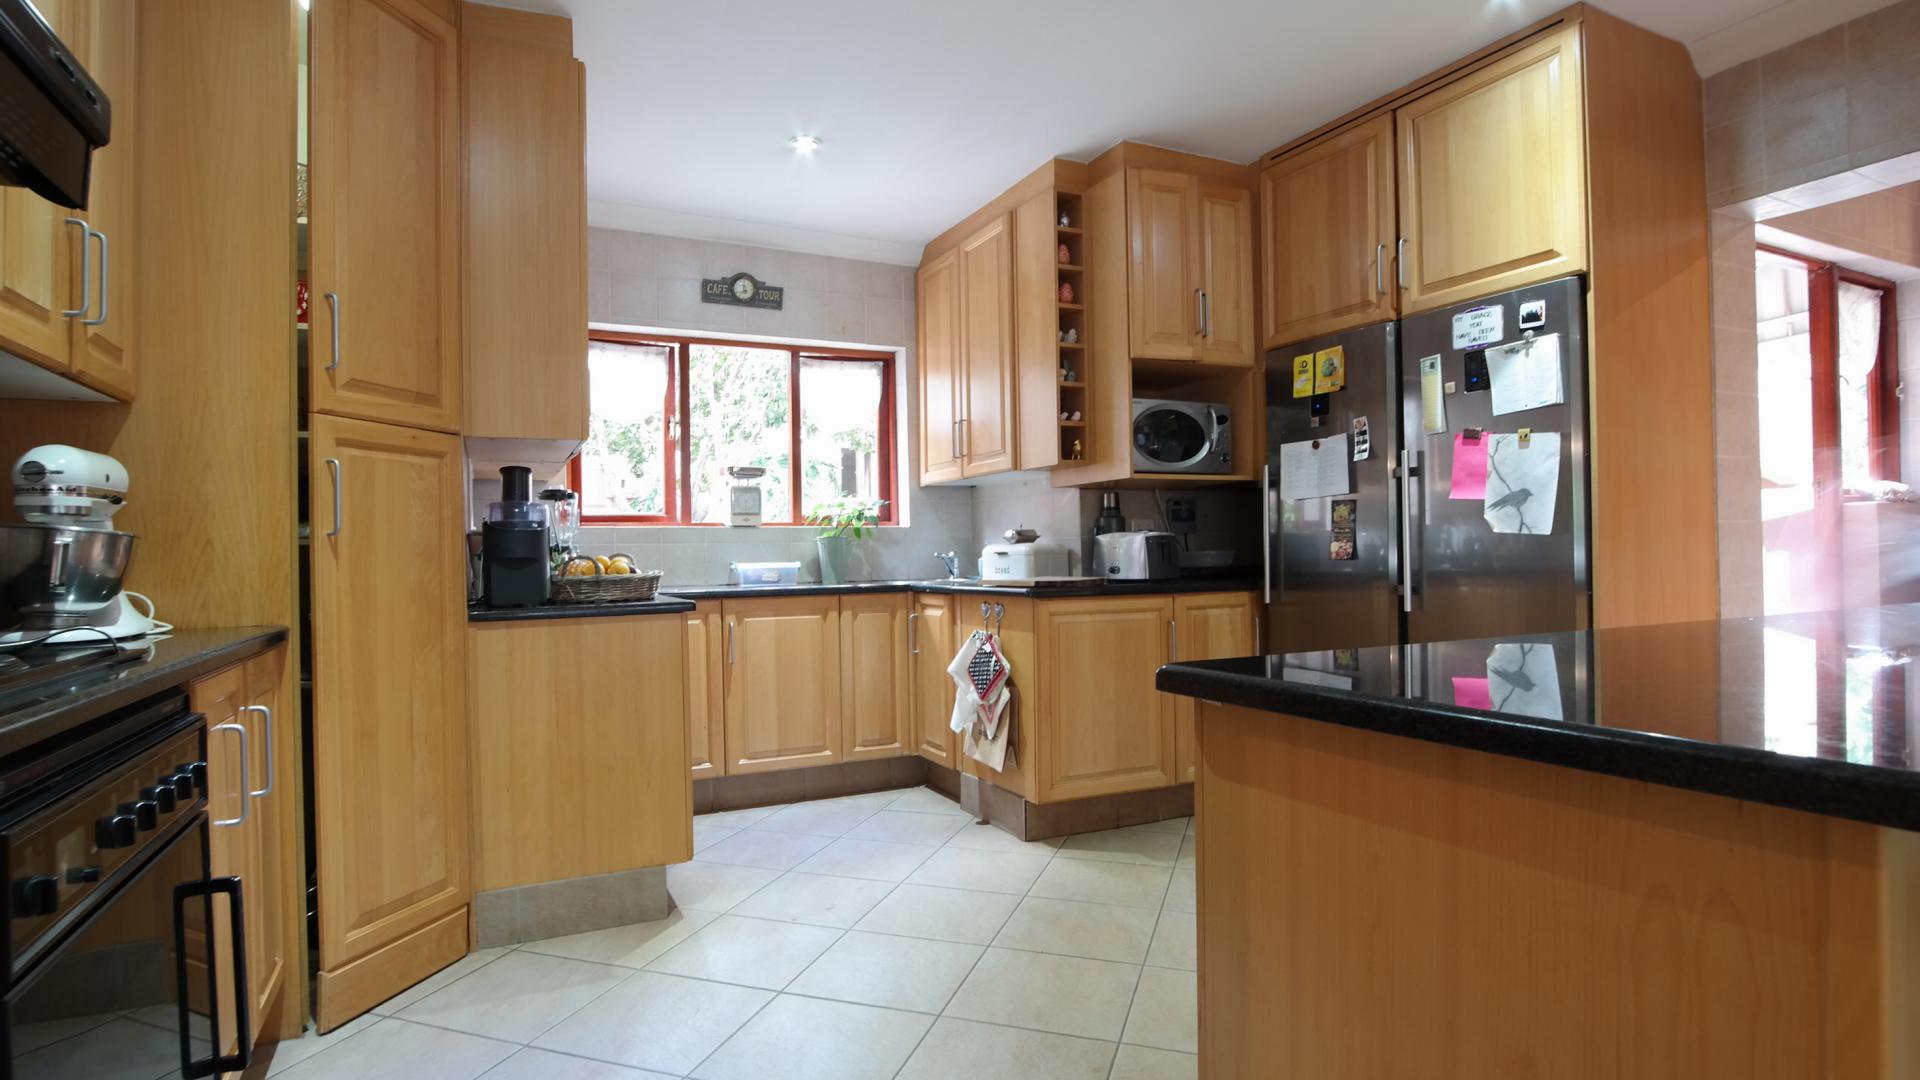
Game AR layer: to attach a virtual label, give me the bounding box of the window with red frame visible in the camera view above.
[571,332,898,525]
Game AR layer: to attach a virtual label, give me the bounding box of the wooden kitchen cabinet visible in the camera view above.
[958,213,1016,477]
[461,3,586,446]
[685,602,726,777]
[916,248,963,485]
[723,596,843,774]
[1127,168,1200,362]
[470,614,690,891]
[308,413,468,1030]
[310,0,463,433]
[1033,595,1177,802]
[1171,592,1256,782]
[1396,25,1587,314]
[911,592,959,768]
[192,662,245,1062]
[1195,181,1255,367]
[841,593,911,762]
[1260,113,1397,350]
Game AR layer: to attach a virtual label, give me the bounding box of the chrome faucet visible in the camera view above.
[933,551,960,579]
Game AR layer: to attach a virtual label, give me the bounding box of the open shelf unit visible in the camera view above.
[1056,191,1088,464]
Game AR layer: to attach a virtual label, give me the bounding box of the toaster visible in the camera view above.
[1093,531,1181,581]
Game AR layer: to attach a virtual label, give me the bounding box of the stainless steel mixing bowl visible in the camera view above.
[0,523,137,631]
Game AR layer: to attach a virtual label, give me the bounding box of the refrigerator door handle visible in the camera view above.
[1400,448,1421,613]
[1261,465,1274,606]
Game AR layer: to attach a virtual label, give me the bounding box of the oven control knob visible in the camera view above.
[118,800,159,832]
[66,865,101,885]
[141,785,176,815]
[13,875,57,918]
[167,772,194,800]
[96,814,137,849]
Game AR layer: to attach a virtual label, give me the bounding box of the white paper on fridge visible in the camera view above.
[1278,434,1352,501]
[1482,432,1560,535]
[1486,333,1565,416]
[1485,642,1563,721]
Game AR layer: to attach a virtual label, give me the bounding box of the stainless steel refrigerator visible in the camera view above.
[1261,274,1590,653]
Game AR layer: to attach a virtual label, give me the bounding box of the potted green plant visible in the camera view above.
[806,497,884,584]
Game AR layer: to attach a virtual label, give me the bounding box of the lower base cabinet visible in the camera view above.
[1034,596,1179,802]
[910,593,960,768]
[1172,592,1258,782]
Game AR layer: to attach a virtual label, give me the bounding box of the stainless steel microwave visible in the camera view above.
[1131,399,1232,474]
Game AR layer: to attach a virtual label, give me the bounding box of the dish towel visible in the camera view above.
[947,629,1014,771]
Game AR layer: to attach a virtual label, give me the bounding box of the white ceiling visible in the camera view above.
[490,0,1893,263]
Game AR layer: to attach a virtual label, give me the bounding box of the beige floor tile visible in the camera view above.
[1030,858,1172,908]
[689,994,932,1080]
[846,808,969,846]
[666,861,782,912]
[645,914,841,989]
[1137,816,1190,835]
[906,846,1052,894]
[480,1047,677,1079]
[895,1016,1115,1080]
[1123,966,1197,1053]
[1110,1043,1199,1080]
[1146,910,1196,970]
[728,871,897,928]
[786,929,982,1013]
[519,907,718,968]
[395,950,632,1043]
[11,1012,116,1057]
[1164,867,1195,914]
[369,946,514,1015]
[885,786,969,815]
[853,883,1021,945]
[1175,833,1195,867]
[792,837,939,882]
[694,827,832,871]
[1056,824,1184,866]
[695,804,784,828]
[275,1019,516,1080]
[693,821,739,853]
[751,799,883,837]
[992,896,1158,964]
[942,821,1063,855]
[12,1016,190,1080]
[123,1002,209,1041]
[943,948,1140,1041]
[263,1014,381,1076]
[532,971,771,1075]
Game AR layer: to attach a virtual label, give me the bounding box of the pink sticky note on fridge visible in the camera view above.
[1449,434,1488,500]
[1452,676,1493,710]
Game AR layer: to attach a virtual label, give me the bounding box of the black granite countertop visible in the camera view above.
[468,577,1261,619]
[0,626,287,759]
[1157,606,1920,833]
[467,597,696,622]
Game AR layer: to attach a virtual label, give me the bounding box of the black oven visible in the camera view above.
[1,694,248,1079]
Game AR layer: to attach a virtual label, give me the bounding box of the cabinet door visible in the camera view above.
[1260,114,1397,350]
[1036,596,1177,801]
[1171,593,1256,783]
[193,663,247,1061]
[686,603,726,777]
[311,0,463,432]
[959,213,1016,477]
[1127,168,1199,362]
[1196,181,1256,367]
[65,0,137,400]
[0,0,77,374]
[1397,27,1587,314]
[240,645,290,1046]
[917,248,963,484]
[309,413,468,1030]
[911,593,959,767]
[462,8,587,442]
[842,594,910,761]
[723,597,842,774]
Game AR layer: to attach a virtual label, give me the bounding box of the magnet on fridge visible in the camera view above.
[1463,349,1489,393]
[1444,381,1457,394]
[1351,416,1371,461]
[1292,354,1315,398]
[1518,299,1547,329]
[1517,427,1532,447]
[1309,393,1330,418]
[1461,427,1483,442]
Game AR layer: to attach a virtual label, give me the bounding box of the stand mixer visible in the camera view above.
[0,444,155,647]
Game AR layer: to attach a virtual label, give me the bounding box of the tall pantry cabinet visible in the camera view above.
[305,0,471,1030]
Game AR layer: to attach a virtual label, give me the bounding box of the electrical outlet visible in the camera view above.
[1166,496,1197,534]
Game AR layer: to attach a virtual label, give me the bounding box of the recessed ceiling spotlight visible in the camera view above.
[788,134,822,155]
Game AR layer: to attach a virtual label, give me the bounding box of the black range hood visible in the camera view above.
[0,0,108,209]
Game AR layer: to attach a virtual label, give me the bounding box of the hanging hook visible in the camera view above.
[980,601,991,630]
[992,603,1005,634]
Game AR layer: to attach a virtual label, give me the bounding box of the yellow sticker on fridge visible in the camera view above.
[1291,354,1315,398]
[1313,345,1347,394]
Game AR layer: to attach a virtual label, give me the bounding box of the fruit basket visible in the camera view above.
[550,554,663,603]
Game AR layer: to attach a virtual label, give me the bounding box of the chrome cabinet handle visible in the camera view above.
[61,217,90,318]
[241,704,273,798]
[1169,619,1179,662]
[210,722,250,827]
[1396,237,1408,290]
[1200,290,1212,338]
[726,619,735,664]
[1253,614,1262,654]
[960,419,969,458]
[1261,465,1274,605]
[951,420,960,460]
[1400,448,1421,614]
[908,611,919,655]
[1194,288,1203,335]
[324,291,342,373]
[324,458,342,538]
[1375,242,1386,295]
[82,227,108,326]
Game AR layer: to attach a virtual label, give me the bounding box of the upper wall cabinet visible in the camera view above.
[1127,168,1254,367]
[1396,26,1587,314]
[311,0,463,433]
[916,247,963,484]
[917,213,1017,483]
[1259,113,1396,350]
[461,3,587,447]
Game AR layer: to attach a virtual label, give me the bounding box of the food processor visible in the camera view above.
[0,444,155,646]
